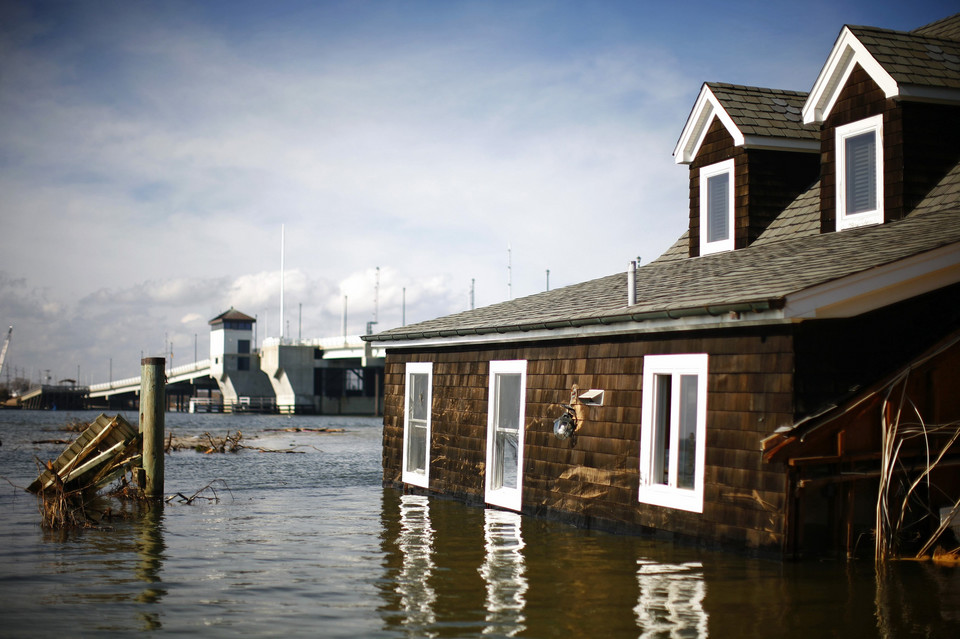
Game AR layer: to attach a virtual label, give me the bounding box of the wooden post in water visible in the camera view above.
[140,357,165,498]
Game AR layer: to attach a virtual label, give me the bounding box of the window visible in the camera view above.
[485,360,527,511]
[699,159,735,255]
[639,354,708,513]
[345,368,364,393]
[237,356,250,371]
[402,362,433,488]
[238,339,250,354]
[836,115,883,230]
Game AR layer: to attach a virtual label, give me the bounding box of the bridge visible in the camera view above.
[88,358,213,400]
[85,334,386,414]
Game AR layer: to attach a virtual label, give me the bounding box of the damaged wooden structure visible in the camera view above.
[365,13,960,558]
[28,413,140,495]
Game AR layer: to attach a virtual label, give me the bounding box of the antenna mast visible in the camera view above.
[374,266,380,325]
[507,244,512,300]
[280,224,285,340]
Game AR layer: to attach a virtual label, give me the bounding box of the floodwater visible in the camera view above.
[1,410,958,638]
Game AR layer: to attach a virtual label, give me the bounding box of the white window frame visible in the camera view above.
[836,114,883,230]
[699,159,735,255]
[401,362,433,488]
[484,360,527,512]
[638,354,708,513]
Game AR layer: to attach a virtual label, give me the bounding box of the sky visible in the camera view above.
[0,0,955,384]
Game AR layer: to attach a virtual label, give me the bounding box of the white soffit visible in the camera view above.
[783,242,960,319]
[674,85,743,164]
[802,26,898,125]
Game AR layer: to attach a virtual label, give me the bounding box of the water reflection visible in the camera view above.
[479,508,527,637]
[635,559,708,638]
[135,502,166,630]
[395,494,437,634]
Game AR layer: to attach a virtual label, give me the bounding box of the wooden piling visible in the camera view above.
[140,357,165,498]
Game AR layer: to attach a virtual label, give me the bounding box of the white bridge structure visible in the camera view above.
[87,309,385,414]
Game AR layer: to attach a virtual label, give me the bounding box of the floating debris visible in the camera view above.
[28,414,140,495]
[164,430,311,455]
[165,479,231,505]
[263,427,345,434]
[27,414,142,529]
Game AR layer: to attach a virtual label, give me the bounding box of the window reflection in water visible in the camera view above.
[635,559,708,638]
[479,509,527,637]
[396,495,437,632]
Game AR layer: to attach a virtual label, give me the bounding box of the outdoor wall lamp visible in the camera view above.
[553,405,577,440]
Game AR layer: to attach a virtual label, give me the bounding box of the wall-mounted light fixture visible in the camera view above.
[553,404,577,440]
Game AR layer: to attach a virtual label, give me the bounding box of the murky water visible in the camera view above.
[1,410,958,637]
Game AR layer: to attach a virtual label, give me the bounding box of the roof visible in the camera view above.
[365,13,960,347]
[209,308,256,325]
[706,83,818,141]
[763,327,960,463]
[849,24,960,90]
[674,83,818,163]
[804,20,960,124]
[752,180,821,246]
[913,13,960,40]
[367,206,960,343]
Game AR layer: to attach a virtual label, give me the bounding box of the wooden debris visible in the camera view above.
[27,414,142,529]
[164,430,312,454]
[165,479,230,504]
[28,414,139,495]
[263,427,345,433]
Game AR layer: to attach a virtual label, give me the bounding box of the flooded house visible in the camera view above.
[364,14,960,558]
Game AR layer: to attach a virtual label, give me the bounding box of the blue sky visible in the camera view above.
[0,0,955,383]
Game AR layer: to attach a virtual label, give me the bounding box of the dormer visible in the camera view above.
[675,83,820,257]
[802,19,960,233]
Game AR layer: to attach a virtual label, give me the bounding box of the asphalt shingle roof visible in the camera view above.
[365,15,960,345]
[706,83,818,141]
[850,24,960,89]
[913,13,960,41]
[369,206,960,342]
[753,180,822,246]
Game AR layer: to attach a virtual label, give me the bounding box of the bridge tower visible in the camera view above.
[209,308,274,409]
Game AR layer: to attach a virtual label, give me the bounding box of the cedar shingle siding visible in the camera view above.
[384,329,794,551]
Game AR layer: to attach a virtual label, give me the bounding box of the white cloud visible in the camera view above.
[1,0,940,383]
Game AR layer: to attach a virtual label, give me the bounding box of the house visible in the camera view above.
[363,14,960,557]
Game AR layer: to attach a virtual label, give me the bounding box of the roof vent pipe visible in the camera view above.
[627,260,637,306]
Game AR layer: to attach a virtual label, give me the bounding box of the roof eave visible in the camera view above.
[674,84,745,164]
[364,300,786,348]
[803,26,899,124]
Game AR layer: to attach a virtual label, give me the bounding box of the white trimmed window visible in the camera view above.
[485,360,527,512]
[639,354,708,513]
[699,159,735,255]
[401,362,433,488]
[836,114,883,230]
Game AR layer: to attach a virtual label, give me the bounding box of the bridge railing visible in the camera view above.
[89,358,212,393]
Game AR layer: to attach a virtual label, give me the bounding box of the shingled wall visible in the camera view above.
[689,118,819,256]
[820,64,893,230]
[382,327,795,552]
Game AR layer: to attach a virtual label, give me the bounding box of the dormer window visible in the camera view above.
[699,159,735,254]
[836,115,883,230]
